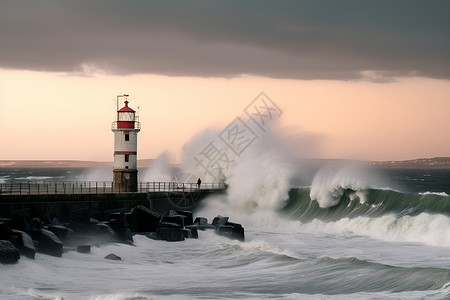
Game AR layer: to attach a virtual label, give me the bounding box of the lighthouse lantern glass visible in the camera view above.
[118,112,135,121]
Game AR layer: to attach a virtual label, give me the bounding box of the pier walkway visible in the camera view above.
[0,181,226,219]
[0,181,225,196]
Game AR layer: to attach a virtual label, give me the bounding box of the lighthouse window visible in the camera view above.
[125,155,129,162]
[125,134,129,141]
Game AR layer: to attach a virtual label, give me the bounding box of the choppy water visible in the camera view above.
[1,167,450,299]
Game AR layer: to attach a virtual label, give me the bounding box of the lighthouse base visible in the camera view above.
[113,169,138,192]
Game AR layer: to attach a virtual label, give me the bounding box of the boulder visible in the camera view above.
[156,227,185,242]
[216,222,245,242]
[146,232,161,240]
[77,245,91,254]
[0,240,20,264]
[174,210,193,226]
[194,217,208,225]
[229,226,245,242]
[193,217,209,231]
[12,229,35,259]
[156,222,181,229]
[125,213,138,232]
[37,229,63,257]
[0,221,13,241]
[161,214,185,228]
[216,225,234,238]
[130,205,161,232]
[185,225,199,239]
[48,224,69,241]
[104,253,121,261]
[107,216,133,243]
[181,228,191,238]
[212,215,229,228]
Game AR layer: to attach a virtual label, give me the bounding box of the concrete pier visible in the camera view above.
[0,187,225,221]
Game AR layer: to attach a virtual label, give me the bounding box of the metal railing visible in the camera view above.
[0,181,226,195]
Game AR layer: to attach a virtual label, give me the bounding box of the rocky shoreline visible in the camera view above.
[0,205,244,264]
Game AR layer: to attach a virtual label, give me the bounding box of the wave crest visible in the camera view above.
[310,163,385,208]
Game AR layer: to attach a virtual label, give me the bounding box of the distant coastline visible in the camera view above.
[1,157,450,169]
[0,159,154,168]
[368,157,450,169]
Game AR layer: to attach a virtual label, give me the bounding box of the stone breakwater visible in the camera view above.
[0,205,245,264]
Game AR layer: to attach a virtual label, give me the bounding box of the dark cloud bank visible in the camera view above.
[1,0,449,81]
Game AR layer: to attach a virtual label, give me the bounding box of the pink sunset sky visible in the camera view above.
[0,1,449,162]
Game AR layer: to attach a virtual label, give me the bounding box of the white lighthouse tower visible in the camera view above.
[111,95,140,192]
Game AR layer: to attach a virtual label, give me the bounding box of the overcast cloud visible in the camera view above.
[0,0,449,81]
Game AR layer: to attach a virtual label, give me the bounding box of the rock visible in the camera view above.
[216,223,245,242]
[156,222,181,229]
[104,253,121,261]
[185,225,199,239]
[161,214,185,228]
[12,230,35,259]
[125,213,138,232]
[146,232,160,240]
[130,205,161,232]
[37,229,63,257]
[107,216,133,243]
[212,215,229,228]
[48,224,68,241]
[194,217,208,231]
[216,225,234,238]
[229,226,245,242]
[32,218,43,228]
[0,221,13,241]
[0,218,13,226]
[174,210,193,226]
[182,228,191,238]
[194,217,208,225]
[156,227,185,242]
[77,245,91,254]
[0,240,20,264]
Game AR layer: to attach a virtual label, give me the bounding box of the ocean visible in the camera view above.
[1,166,450,300]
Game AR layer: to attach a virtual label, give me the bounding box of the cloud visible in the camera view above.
[0,0,449,80]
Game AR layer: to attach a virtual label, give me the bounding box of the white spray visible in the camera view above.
[310,163,386,208]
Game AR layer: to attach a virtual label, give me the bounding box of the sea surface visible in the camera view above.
[1,166,450,300]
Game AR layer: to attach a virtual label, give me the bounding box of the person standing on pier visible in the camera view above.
[197,178,202,189]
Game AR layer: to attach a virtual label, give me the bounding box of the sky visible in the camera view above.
[0,0,449,162]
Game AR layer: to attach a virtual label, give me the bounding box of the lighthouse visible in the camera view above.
[111,95,140,192]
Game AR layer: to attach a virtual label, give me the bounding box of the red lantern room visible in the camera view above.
[117,100,136,129]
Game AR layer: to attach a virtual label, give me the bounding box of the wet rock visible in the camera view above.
[48,224,69,241]
[161,214,185,228]
[124,213,138,232]
[104,253,121,261]
[0,220,13,241]
[185,225,199,239]
[211,216,245,241]
[37,229,63,257]
[107,216,133,243]
[156,222,181,229]
[194,217,209,231]
[156,227,185,242]
[12,229,35,259]
[146,232,160,240]
[32,218,43,228]
[77,245,91,254]
[212,215,229,228]
[182,228,191,238]
[174,210,193,226]
[216,223,245,242]
[0,240,20,264]
[130,205,161,232]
